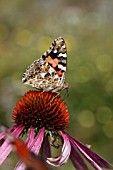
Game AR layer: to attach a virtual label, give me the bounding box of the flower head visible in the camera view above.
[12,91,70,131]
[0,91,112,170]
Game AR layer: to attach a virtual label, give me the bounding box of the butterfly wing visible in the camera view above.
[22,37,67,93]
[42,37,67,76]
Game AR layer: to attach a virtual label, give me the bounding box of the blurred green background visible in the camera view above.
[0,0,113,169]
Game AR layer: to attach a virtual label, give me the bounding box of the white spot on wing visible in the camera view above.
[62,44,66,48]
[58,64,66,71]
[40,72,47,78]
[54,50,57,53]
[58,53,67,58]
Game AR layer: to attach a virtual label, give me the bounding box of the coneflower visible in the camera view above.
[0,91,112,170]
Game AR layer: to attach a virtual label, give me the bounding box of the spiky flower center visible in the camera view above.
[12,91,70,131]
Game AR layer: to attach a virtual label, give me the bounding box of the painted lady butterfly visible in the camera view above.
[22,37,69,93]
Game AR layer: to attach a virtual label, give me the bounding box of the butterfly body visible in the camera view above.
[22,37,68,93]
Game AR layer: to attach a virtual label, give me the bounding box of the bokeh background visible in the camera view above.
[0,0,113,169]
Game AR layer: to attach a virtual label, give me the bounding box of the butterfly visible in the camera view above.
[22,37,69,93]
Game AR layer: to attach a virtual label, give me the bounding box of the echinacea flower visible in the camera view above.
[0,90,112,170]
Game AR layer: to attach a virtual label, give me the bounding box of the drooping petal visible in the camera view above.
[25,127,35,147]
[0,133,5,147]
[15,163,26,170]
[68,134,113,170]
[70,143,89,170]
[14,127,35,170]
[47,131,71,167]
[42,134,51,161]
[0,142,12,165]
[31,127,45,154]
[15,128,44,170]
[0,133,5,140]
[12,126,24,137]
[0,126,24,165]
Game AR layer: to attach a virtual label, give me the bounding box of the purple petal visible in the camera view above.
[0,126,24,165]
[70,143,89,170]
[42,134,51,161]
[68,134,113,170]
[9,126,17,132]
[31,127,45,154]
[0,133,5,140]
[15,127,35,170]
[15,127,45,170]
[47,131,71,167]
[15,163,26,170]
[0,141,12,165]
[12,126,24,137]
[15,128,45,170]
[25,127,34,147]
